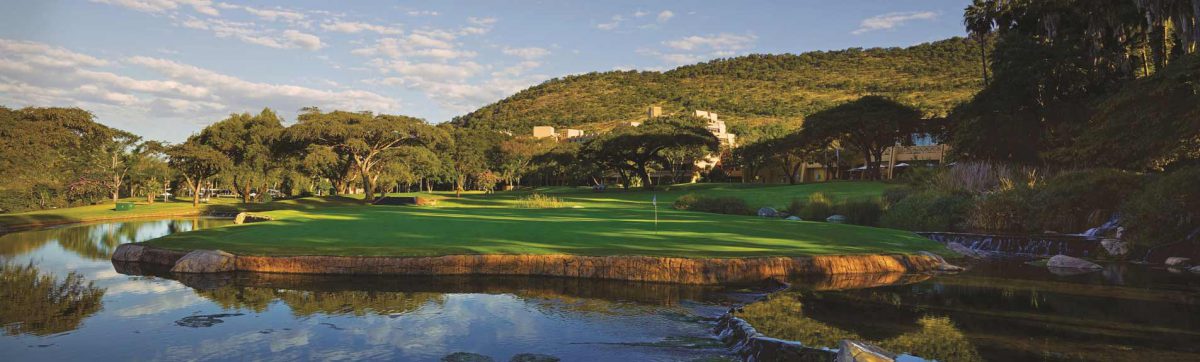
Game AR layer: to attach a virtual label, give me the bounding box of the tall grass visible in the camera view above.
[516,193,568,208]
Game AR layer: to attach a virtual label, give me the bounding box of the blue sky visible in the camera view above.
[0,0,970,141]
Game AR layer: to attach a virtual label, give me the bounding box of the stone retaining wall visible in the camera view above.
[112,244,946,285]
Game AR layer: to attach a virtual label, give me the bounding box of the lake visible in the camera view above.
[1,219,1197,361]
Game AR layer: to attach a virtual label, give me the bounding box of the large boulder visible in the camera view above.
[171,250,237,273]
[1190,266,1200,274]
[757,207,780,218]
[826,214,847,224]
[836,340,896,362]
[1165,257,1192,267]
[111,243,147,262]
[1100,238,1129,257]
[785,216,803,221]
[1046,255,1102,270]
[234,212,273,224]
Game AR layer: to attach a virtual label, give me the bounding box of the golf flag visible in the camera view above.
[652,194,658,232]
[652,194,657,206]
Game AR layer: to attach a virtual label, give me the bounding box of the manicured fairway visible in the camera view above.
[142,182,948,258]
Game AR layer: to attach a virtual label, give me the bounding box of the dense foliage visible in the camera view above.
[452,38,984,133]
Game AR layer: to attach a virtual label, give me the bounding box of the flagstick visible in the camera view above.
[653,193,659,234]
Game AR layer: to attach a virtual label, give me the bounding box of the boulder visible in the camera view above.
[234,212,273,224]
[945,242,983,259]
[836,340,896,362]
[1046,255,1102,270]
[1165,257,1192,267]
[1190,266,1200,274]
[1100,238,1129,257]
[757,207,780,217]
[826,214,847,224]
[171,250,237,273]
[111,243,147,262]
[508,354,559,362]
[786,216,803,221]
[919,251,964,272]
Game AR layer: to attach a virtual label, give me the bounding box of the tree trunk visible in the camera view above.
[635,162,654,190]
[979,38,989,86]
[362,172,376,204]
[189,178,201,208]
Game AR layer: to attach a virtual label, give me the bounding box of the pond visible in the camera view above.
[1,219,1198,361]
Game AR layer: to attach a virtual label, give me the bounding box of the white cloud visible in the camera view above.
[282,30,324,50]
[657,10,674,23]
[91,0,220,16]
[467,17,497,26]
[320,21,402,35]
[633,10,648,18]
[241,6,307,23]
[664,33,757,51]
[502,47,550,60]
[852,11,938,35]
[407,10,439,16]
[0,38,398,140]
[597,15,624,30]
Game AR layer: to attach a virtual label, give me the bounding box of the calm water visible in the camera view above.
[2,219,1198,361]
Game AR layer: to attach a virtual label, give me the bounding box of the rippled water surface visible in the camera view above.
[2,219,1198,361]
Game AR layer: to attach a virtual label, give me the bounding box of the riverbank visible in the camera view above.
[112,243,948,284]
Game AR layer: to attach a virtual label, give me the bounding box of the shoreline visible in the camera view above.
[0,209,216,234]
[112,243,948,285]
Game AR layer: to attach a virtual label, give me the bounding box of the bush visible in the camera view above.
[966,187,1035,232]
[788,192,834,221]
[1122,166,1200,247]
[881,191,971,231]
[837,199,883,226]
[1032,169,1143,233]
[882,186,914,208]
[516,193,567,208]
[673,193,752,215]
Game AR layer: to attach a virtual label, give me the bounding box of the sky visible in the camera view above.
[0,0,971,142]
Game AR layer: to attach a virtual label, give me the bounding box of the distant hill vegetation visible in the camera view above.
[452,37,984,134]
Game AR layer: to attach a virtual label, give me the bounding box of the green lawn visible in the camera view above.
[141,182,948,258]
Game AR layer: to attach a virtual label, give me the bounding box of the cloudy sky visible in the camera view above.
[0,0,970,141]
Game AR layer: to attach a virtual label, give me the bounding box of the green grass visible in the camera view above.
[0,196,360,230]
[140,182,947,258]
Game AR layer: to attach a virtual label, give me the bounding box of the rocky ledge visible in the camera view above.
[112,244,953,285]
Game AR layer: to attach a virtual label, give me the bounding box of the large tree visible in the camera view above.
[197,109,285,203]
[286,108,445,203]
[167,140,231,207]
[440,127,496,197]
[127,141,171,203]
[584,116,719,189]
[494,136,555,189]
[802,96,921,180]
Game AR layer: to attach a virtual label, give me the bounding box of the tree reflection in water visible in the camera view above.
[0,218,231,261]
[738,291,983,362]
[196,287,446,317]
[0,263,105,336]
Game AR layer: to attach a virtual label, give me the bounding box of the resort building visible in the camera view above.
[532,126,588,142]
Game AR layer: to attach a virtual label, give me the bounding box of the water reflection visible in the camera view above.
[0,218,229,261]
[0,263,105,336]
[740,262,1200,361]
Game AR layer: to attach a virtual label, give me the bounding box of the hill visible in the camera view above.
[452,37,985,136]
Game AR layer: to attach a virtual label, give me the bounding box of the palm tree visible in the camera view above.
[964,0,994,86]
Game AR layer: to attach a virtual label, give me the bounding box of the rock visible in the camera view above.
[919,251,964,272]
[1165,257,1192,267]
[234,212,273,224]
[1045,254,1102,270]
[1100,238,1129,256]
[112,243,146,262]
[826,214,847,224]
[945,242,983,259]
[757,207,779,217]
[441,352,494,362]
[836,340,896,362]
[786,216,803,221]
[171,250,237,273]
[508,354,559,362]
[1190,266,1200,274]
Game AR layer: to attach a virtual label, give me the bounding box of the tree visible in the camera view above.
[585,116,719,189]
[440,127,494,197]
[963,0,994,86]
[167,140,230,207]
[495,136,554,189]
[127,141,171,203]
[802,96,921,180]
[197,109,285,203]
[287,108,445,203]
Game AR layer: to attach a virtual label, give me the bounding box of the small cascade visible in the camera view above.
[919,232,1099,258]
[1080,214,1122,239]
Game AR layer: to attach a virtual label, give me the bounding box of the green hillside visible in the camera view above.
[452,37,984,134]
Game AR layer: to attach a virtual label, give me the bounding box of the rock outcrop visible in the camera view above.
[233,212,273,224]
[1046,254,1102,270]
[171,250,237,273]
[758,207,780,217]
[1100,238,1129,257]
[1165,257,1192,267]
[111,243,146,262]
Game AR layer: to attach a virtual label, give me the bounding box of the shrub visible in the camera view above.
[882,186,914,208]
[837,199,883,226]
[1031,169,1143,233]
[1122,166,1200,247]
[880,191,971,231]
[789,192,834,221]
[673,193,752,215]
[966,187,1035,232]
[516,193,567,208]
